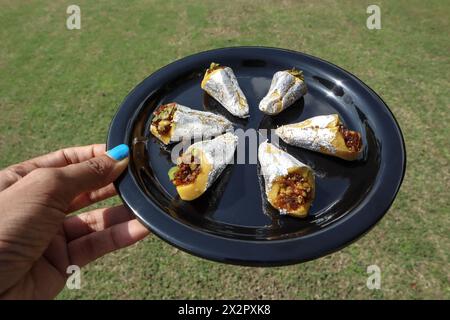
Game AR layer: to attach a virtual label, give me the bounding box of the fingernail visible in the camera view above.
[106,144,129,161]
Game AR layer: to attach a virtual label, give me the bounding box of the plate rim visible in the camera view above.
[107,46,407,266]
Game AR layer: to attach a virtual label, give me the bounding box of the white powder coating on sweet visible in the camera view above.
[186,132,238,188]
[258,141,310,199]
[203,67,249,118]
[275,114,338,154]
[259,70,307,115]
[304,114,337,128]
[171,104,233,142]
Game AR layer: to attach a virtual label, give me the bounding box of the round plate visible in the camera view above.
[107,47,406,266]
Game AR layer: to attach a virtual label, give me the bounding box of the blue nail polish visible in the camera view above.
[107,144,129,161]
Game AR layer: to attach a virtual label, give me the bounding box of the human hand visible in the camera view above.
[0,144,149,299]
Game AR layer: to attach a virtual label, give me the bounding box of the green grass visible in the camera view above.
[0,0,449,299]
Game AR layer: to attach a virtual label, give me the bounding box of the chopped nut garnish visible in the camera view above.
[152,103,176,136]
[205,62,224,76]
[338,125,362,152]
[273,171,312,212]
[172,154,201,186]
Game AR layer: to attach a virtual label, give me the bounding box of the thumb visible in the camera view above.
[57,144,129,202]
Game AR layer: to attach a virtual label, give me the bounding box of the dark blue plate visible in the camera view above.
[107,47,406,266]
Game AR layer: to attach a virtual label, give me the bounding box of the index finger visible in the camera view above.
[0,144,106,191]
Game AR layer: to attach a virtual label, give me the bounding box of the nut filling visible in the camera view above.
[339,125,362,152]
[273,171,312,212]
[205,62,224,77]
[152,103,176,136]
[172,154,201,186]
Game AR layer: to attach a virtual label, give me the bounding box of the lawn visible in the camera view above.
[0,0,448,299]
